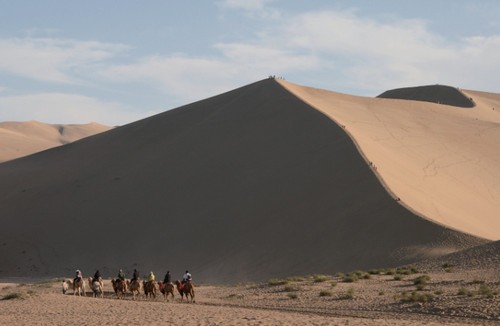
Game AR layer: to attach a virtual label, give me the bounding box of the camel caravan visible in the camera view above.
[62,269,194,302]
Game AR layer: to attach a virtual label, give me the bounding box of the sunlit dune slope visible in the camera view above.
[279,80,500,240]
[0,79,485,282]
[0,121,112,163]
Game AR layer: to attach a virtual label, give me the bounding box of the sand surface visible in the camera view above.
[279,80,500,240]
[0,120,111,163]
[1,258,498,325]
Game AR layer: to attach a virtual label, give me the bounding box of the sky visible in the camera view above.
[1,0,500,125]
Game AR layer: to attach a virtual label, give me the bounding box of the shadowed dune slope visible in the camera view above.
[0,79,484,283]
[0,121,112,163]
[377,85,474,107]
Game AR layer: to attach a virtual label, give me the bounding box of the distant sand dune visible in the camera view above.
[0,79,489,283]
[377,85,475,107]
[0,121,112,163]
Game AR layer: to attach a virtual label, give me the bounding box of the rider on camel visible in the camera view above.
[74,269,83,283]
[93,270,101,284]
[148,271,155,284]
[163,271,172,284]
[131,269,139,283]
[117,269,125,282]
[182,270,192,285]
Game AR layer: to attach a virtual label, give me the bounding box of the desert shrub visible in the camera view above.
[287,292,298,299]
[313,275,329,283]
[285,276,305,282]
[444,268,453,273]
[413,275,431,286]
[319,290,332,297]
[457,287,468,295]
[284,285,299,292]
[368,269,382,275]
[393,275,403,281]
[362,274,371,280]
[343,273,359,283]
[442,262,454,269]
[331,282,337,287]
[1,292,23,300]
[335,272,345,278]
[396,267,411,275]
[409,266,419,274]
[378,291,385,296]
[415,284,426,291]
[343,288,355,300]
[478,284,493,298]
[227,293,244,299]
[268,278,288,286]
[434,290,443,295]
[471,279,485,284]
[385,269,396,275]
[400,291,433,303]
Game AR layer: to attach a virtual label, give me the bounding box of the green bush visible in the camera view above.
[319,290,332,297]
[400,291,433,303]
[331,282,337,287]
[285,276,305,282]
[283,285,299,292]
[343,273,359,283]
[344,288,355,300]
[268,278,288,286]
[478,284,493,298]
[1,292,23,300]
[393,275,403,281]
[414,275,431,286]
[313,275,329,283]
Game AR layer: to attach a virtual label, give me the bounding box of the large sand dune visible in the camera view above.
[0,121,112,163]
[0,79,487,283]
[280,80,500,240]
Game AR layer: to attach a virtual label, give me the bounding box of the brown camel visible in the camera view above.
[88,277,104,298]
[73,277,86,296]
[111,278,127,299]
[175,280,195,303]
[127,278,142,300]
[158,281,175,301]
[143,280,157,299]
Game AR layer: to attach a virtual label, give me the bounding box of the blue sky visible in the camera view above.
[1,0,499,125]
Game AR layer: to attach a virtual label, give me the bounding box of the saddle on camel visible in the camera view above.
[111,278,127,299]
[158,281,175,300]
[175,280,195,302]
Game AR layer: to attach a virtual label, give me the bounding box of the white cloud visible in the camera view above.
[219,0,273,11]
[0,93,157,126]
[218,0,280,19]
[101,45,318,104]
[0,38,128,84]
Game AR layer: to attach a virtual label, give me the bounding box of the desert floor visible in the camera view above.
[0,265,498,325]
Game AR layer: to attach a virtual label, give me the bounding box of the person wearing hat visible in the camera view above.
[117,269,125,281]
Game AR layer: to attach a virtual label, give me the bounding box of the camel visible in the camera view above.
[143,280,157,299]
[111,278,127,299]
[158,281,175,301]
[62,279,72,294]
[175,280,195,303]
[127,278,142,300]
[73,277,86,296]
[88,277,104,298]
